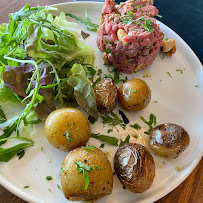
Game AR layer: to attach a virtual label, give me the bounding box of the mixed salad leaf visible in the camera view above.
[0,4,98,161]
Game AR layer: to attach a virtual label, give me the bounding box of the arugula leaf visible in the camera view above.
[119,134,130,147]
[66,11,99,32]
[0,137,34,162]
[82,146,96,150]
[91,133,118,146]
[23,186,29,188]
[0,123,17,146]
[0,105,6,123]
[0,116,19,128]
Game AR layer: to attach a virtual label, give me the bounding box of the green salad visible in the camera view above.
[0,4,98,161]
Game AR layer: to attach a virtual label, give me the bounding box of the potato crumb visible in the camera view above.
[104,152,110,157]
[143,70,151,78]
[175,166,181,172]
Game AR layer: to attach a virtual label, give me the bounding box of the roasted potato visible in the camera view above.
[61,147,113,201]
[45,108,91,151]
[114,143,155,193]
[149,123,190,158]
[94,78,118,113]
[118,79,151,111]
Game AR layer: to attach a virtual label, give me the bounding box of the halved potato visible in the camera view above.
[61,147,113,201]
[149,123,190,158]
[114,143,155,193]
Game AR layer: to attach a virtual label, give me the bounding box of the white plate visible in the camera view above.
[0,2,203,203]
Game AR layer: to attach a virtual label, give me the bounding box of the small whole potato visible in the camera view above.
[118,79,151,111]
[61,147,113,201]
[149,123,190,158]
[45,108,91,151]
[114,143,155,193]
[94,78,118,114]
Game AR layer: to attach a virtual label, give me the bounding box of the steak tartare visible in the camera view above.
[97,0,164,73]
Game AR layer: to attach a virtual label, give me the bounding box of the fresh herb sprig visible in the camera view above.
[73,161,95,191]
[66,10,99,32]
[119,134,130,147]
[82,146,96,150]
[144,19,155,32]
[140,114,156,134]
[91,133,118,146]
[129,123,141,130]
[101,112,126,129]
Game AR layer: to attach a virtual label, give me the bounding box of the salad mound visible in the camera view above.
[0,4,98,161]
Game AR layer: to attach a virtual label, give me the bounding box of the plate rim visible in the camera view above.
[0,1,202,203]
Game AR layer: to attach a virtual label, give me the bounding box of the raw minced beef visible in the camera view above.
[97,0,164,73]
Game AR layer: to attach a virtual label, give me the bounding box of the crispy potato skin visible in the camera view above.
[45,108,91,151]
[149,123,190,158]
[118,79,151,111]
[94,78,118,114]
[61,147,113,201]
[114,143,155,193]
